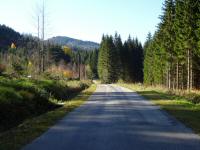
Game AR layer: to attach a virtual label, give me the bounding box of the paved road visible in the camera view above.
[23,84,200,150]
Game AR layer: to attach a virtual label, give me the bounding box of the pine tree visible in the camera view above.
[183,0,199,91]
[98,35,119,83]
[161,0,176,89]
[143,0,200,91]
[143,33,152,85]
[174,0,186,89]
[134,37,144,82]
[97,35,105,81]
[144,32,152,54]
[114,33,123,80]
[126,35,135,82]
[89,49,98,78]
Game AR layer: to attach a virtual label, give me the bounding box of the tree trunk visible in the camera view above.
[190,52,193,91]
[176,61,179,90]
[37,14,41,74]
[42,2,45,72]
[78,54,81,80]
[166,68,169,88]
[169,65,171,90]
[181,66,184,90]
[187,49,190,92]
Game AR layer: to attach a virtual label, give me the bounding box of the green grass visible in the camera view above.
[119,83,200,135]
[0,84,96,150]
[0,77,92,132]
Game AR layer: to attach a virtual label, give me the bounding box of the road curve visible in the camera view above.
[22,84,200,150]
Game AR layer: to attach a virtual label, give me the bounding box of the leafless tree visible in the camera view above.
[32,0,50,73]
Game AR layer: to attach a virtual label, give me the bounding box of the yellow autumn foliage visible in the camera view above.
[47,66,74,79]
[62,46,72,56]
[11,43,16,49]
[63,70,73,78]
[28,61,32,67]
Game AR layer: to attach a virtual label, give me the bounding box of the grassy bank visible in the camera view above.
[0,83,96,150]
[119,83,200,135]
[0,76,91,132]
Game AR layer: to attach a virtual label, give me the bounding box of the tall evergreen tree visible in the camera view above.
[89,49,98,78]
[144,0,200,91]
[114,33,123,80]
[161,0,176,89]
[98,35,118,83]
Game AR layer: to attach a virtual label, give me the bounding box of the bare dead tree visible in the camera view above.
[41,0,45,72]
[32,0,49,73]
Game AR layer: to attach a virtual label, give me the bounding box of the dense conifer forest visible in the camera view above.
[143,0,200,91]
[98,33,144,84]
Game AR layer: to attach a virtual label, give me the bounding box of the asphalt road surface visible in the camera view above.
[22,84,200,150]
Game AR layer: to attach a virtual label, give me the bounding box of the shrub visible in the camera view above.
[63,70,73,79]
[0,86,24,130]
[0,86,23,105]
[186,93,200,104]
[12,62,24,75]
[18,90,35,101]
[37,80,70,100]
[0,79,55,132]
[0,77,92,132]
[0,64,6,75]
[45,66,74,81]
[191,96,200,104]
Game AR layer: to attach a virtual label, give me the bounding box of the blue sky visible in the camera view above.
[0,0,164,44]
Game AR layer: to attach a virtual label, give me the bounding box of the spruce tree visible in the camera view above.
[114,33,123,80]
[98,35,119,83]
[89,49,98,79]
[161,0,176,89]
[121,41,130,82]
[143,0,200,90]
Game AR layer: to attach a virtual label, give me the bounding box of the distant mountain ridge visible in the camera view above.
[48,36,99,51]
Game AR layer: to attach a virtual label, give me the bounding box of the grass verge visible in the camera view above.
[118,83,200,135]
[0,84,96,150]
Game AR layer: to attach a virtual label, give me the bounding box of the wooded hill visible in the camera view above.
[0,24,98,79]
[144,0,200,91]
[0,25,21,51]
[48,36,99,51]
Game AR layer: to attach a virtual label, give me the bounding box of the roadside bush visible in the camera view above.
[0,86,23,104]
[79,80,92,89]
[0,78,55,132]
[186,93,200,104]
[43,71,61,80]
[0,76,92,132]
[63,70,73,79]
[0,87,24,130]
[12,62,24,75]
[18,90,35,103]
[38,80,69,100]
[0,64,6,75]
[191,96,200,104]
